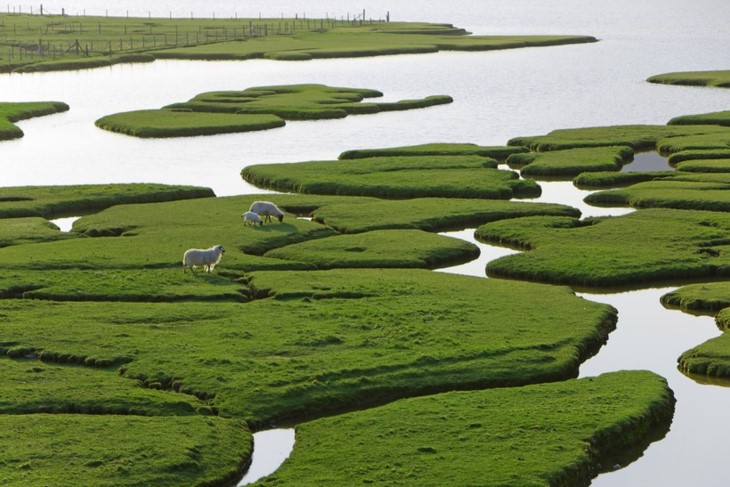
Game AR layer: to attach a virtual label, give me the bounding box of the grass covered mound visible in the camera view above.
[153,23,597,63]
[339,142,528,161]
[242,155,541,199]
[668,148,730,165]
[0,184,214,219]
[478,209,730,287]
[675,158,730,173]
[647,70,730,88]
[0,357,211,415]
[0,101,69,140]
[573,171,675,189]
[584,173,730,212]
[0,269,247,302]
[96,84,452,138]
[507,124,730,152]
[310,197,581,233]
[0,269,617,425]
[0,217,78,247]
[0,12,597,73]
[95,109,286,138]
[669,110,730,128]
[677,303,730,379]
[661,282,730,313]
[506,146,632,179]
[255,370,674,487]
[263,229,480,269]
[0,414,251,487]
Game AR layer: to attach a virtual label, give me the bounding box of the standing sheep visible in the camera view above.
[183,245,225,273]
[249,201,284,223]
[242,211,263,226]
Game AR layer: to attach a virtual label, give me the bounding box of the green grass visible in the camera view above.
[0,183,214,219]
[0,269,616,426]
[506,146,632,179]
[0,414,251,487]
[661,282,730,313]
[0,13,597,73]
[0,356,211,414]
[647,70,730,89]
[668,148,730,165]
[0,217,77,247]
[242,155,541,199]
[572,171,675,189]
[95,84,452,138]
[669,110,730,127]
[0,101,69,140]
[309,197,581,233]
[338,142,528,161]
[263,229,481,269]
[95,109,286,138]
[478,209,730,287]
[584,172,730,212]
[255,370,674,487]
[675,158,730,173]
[508,124,730,152]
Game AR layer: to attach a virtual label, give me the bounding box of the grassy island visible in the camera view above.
[256,371,674,487]
[478,209,730,287]
[0,101,69,140]
[647,70,730,89]
[0,13,598,74]
[95,84,452,138]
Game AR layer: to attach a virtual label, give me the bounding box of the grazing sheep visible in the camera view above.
[249,201,284,223]
[242,211,263,226]
[183,245,225,273]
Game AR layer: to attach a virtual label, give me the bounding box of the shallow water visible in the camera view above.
[624,152,672,172]
[237,429,296,486]
[3,0,730,485]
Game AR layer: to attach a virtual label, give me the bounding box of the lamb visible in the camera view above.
[249,201,284,223]
[242,211,263,226]
[182,245,225,273]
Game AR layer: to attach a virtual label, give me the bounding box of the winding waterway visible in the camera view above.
[3,0,730,485]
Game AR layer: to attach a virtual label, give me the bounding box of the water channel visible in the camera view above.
[3,0,730,485]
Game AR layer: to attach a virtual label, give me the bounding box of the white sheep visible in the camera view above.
[182,245,225,273]
[249,201,284,223]
[242,211,263,226]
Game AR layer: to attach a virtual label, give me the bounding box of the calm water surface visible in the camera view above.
[3,1,729,485]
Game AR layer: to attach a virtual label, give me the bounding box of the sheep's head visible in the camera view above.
[278,214,284,223]
[216,245,225,254]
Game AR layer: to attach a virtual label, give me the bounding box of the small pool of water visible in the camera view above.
[623,152,671,172]
[49,216,80,232]
[237,428,296,486]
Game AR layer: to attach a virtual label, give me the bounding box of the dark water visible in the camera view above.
[624,152,672,172]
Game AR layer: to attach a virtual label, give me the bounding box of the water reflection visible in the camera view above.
[623,152,671,172]
[49,216,80,232]
[237,429,295,486]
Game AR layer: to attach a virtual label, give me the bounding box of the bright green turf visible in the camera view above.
[255,370,674,487]
[675,158,730,173]
[96,84,452,138]
[263,229,481,269]
[0,183,214,219]
[661,282,730,313]
[506,146,632,178]
[242,155,541,199]
[584,172,730,212]
[669,110,730,127]
[478,209,730,287]
[0,13,597,73]
[572,171,675,189]
[309,197,580,233]
[508,124,730,152]
[0,101,69,140]
[647,70,730,88]
[0,269,616,426]
[0,414,251,487]
[338,142,527,161]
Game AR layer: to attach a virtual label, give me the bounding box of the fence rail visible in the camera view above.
[1,5,389,62]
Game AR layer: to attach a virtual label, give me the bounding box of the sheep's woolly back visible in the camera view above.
[250,201,284,217]
[183,245,224,266]
[243,211,263,225]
